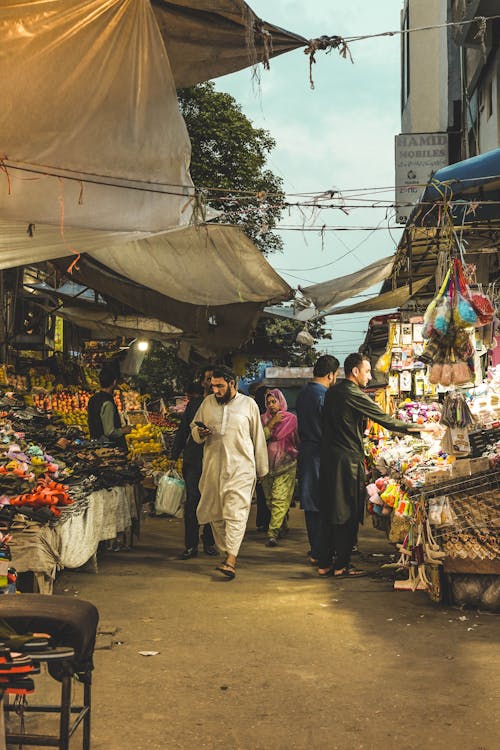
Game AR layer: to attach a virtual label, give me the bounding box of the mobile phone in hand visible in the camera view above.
[195,421,208,430]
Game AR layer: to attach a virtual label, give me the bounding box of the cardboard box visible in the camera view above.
[469,456,490,474]
[425,469,452,485]
[452,459,471,478]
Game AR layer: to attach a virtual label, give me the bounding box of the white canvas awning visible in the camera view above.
[55,307,183,342]
[300,256,396,312]
[88,224,291,307]
[327,277,432,315]
[0,0,193,233]
[0,1,305,234]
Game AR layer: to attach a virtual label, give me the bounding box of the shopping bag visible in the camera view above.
[155,470,186,517]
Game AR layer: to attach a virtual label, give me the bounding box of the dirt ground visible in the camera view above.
[12,507,500,750]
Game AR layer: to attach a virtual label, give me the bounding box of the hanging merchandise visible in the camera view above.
[375,321,397,373]
[422,269,451,340]
[470,289,496,325]
[440,391,475,429]
[452,258,478,327]
[420,258,482,387]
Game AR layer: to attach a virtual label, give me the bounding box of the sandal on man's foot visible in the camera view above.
[215,561,236,579]
[333,565,367,579]
[317,567,333,577]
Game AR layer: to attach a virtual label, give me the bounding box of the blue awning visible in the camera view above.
[423,147,500,201]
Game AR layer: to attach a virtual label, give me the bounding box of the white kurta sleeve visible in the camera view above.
[190,402,207,444]
[249,400,269,478]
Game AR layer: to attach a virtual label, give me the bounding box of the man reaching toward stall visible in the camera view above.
[319,353,439,579]
[191,366,268,579]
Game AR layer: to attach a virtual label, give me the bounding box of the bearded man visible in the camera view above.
[191,365,268,579]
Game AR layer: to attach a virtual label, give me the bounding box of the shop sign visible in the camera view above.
[395,132,449,224]
[54,316,64,352]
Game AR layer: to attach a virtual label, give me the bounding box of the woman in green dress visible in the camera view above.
[261,389,299,547]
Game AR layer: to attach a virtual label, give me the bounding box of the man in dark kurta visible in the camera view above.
[319,353,431,578]
[296,355,339,564]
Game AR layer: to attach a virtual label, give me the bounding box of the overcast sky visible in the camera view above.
[215,0,405,358]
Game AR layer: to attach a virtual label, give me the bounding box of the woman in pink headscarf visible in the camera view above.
[261,389,299,547]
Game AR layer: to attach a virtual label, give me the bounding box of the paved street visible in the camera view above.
[18,507,500,750]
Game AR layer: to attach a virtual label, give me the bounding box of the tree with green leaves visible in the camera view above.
[178,82,284,255]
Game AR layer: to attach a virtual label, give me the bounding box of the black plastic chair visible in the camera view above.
[0,594,98,750]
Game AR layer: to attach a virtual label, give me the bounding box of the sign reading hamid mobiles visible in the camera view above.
[395,132,449,224]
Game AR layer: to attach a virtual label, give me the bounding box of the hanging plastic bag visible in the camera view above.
[155,470,186,517]
[452,328,474,360]
[454,293,478,327]
[440,496,455,526]
[422,268,451,340]
[433,296,452,336]
[375,322,396,373]
[452,258,477,327]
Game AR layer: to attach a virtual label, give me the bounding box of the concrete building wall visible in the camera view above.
[477,48,500,152]
[401,0,449,134]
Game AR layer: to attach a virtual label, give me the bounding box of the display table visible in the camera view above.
[9,484,140,593]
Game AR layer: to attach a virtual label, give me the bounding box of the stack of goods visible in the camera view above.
[0,440,74,523]
[0,367,28,392]
[428,488,500,564]
[121,389,143,411]
[126,423,164,458]
[395,399,441,425]
[420,258,496,387]
[0,403,143,530]
[32,389,91,437]
[28,369,55,390]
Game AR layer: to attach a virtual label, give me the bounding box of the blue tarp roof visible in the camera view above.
[423,147,500,201]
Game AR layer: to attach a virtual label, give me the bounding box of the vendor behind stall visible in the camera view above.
[87,366,131,451]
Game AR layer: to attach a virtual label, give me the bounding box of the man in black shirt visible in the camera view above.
[171,381,216,559]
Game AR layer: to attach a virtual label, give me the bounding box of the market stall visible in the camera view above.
[364,257,499,608]
[0,376,147,592]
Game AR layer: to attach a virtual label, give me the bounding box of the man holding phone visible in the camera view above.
[191,365,268,579]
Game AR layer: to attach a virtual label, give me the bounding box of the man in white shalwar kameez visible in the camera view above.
[191,366,268,579]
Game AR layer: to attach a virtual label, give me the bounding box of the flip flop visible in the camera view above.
[215,561,236,580]
[333,566,367,579]
[318,567,333,577]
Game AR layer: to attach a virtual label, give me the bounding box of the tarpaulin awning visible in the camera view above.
[52,307,182,342]
[57,255,282,352]
[424,147,500,201]
[327,277,432,315]
[87,224,291,307]
[0,1,305,233]
[152,0,307,88]
[300,255,395,312]
[0,220,152,272]
[0,0,194,233]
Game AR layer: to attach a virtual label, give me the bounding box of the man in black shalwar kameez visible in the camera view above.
[318,353,435,578]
